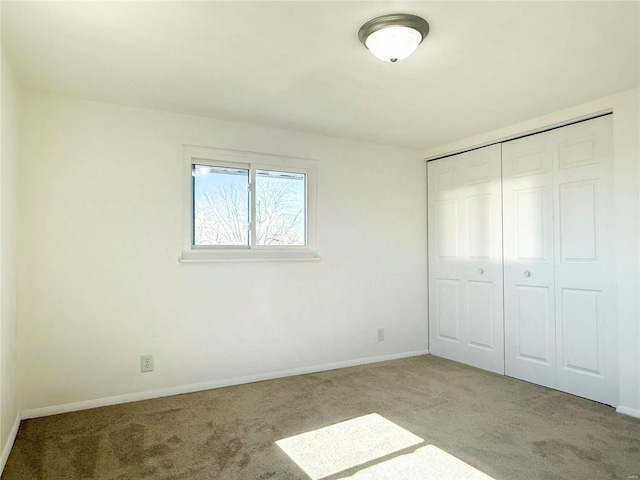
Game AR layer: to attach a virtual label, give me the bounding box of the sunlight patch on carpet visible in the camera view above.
[337,445,496,480]
[276,413,423,479]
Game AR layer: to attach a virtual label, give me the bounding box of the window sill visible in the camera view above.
[179,249,321,263]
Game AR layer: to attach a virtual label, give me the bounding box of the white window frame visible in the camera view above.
[180,145,319,262]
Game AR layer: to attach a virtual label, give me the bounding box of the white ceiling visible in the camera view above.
[2,1,638,149]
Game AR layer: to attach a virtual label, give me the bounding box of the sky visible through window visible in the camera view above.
[193,165,306,246]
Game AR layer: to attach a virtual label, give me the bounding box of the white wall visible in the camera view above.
[0,49,20,463]
[17,93,429,412]
[423,88,640,416]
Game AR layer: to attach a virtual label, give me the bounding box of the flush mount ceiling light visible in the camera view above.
[358,14,430,63]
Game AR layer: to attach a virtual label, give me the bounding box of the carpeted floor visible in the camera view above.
[2,355,639,479]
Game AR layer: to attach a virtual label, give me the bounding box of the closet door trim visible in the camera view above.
[424,111,612,164]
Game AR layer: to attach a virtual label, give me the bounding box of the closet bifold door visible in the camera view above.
[502,130,557,389]
[427,144,504,374]
[502,115,617,406]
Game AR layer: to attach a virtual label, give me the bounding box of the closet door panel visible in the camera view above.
[559,181,598,262]
[515,285,553,365]
[468,280,495,349]
[561,288,602,375]
[435,198,460,259]
[514,187,548,261]
[435,278,461,342]
[552,116,616,405]
[468,194,491,258]
[429,159,466,356]
[503,135,556,388]
[428,145,504,374]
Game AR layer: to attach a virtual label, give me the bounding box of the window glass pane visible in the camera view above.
[255,170,306,246]
[192,165,249,246]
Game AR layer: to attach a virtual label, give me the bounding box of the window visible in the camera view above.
[181,146,318,262]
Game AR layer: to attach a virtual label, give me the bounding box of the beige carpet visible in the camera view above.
[2,355,639,479]
[337,445,496,480]
[276,413,423,479]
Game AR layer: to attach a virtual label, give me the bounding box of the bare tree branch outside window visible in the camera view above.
[256,173,305,246]
[193,166,305,246]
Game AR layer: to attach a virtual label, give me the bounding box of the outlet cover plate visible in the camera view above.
[141,354,154,372]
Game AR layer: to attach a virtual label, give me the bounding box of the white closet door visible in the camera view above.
[552,116,616,405]
[502,134,557,388]
[428,145,504,374]
[503,115,617,405]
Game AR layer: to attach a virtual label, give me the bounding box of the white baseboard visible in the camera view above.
[0,412,21,475]
[616,405,640,419]
[21,349,429,420]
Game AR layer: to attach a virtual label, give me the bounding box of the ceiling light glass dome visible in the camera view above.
[358,14,430,63]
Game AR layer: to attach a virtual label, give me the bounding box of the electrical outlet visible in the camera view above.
[377,328,385,341]
[141,355,154,373]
